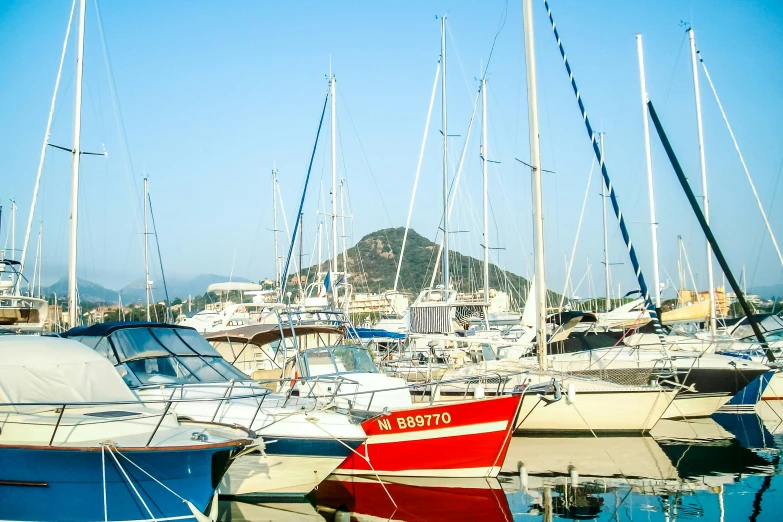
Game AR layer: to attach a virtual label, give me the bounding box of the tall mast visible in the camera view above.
[272,168,280,299]
[481,77,490,304]
[522,0,547,371]
[144,175,150,321]
[36,222,42,297]
[317,222,323,277]
[440,15,450,295]
[636,34,661,309]
[67,0,86,328]
[10,200,15,261]
[19,0,76,288]
[340,179,349,312]
[330,74,338,305]
[689,28,716,335]
[599,133,611,312]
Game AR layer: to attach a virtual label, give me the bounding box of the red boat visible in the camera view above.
[336,394,522,477]
[316,475,514,522]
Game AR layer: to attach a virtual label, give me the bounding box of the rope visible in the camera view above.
[103,444,157,521]
[306,416,397,508]
[102,444,108,522]
[541,0,665,343]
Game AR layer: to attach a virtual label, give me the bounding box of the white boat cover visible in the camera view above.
[0,336,137,413]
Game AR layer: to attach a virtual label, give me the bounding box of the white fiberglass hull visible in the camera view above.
[661,394,730,419]
[220,452,346,497]
[515,387,675,433]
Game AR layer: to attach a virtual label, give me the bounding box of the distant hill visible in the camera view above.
[43,277,119,303]
[120,274,251,303]
[43,273,251,304]
[297,227,548,302]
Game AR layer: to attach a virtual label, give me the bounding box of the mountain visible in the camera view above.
[43,274,252,304]
[119,274,251,303]
[43,277,119,304]
[298,227,541,301]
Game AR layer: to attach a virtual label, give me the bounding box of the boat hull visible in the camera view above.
[335,395,521,478]
[316,475,513,522]
[219,437,364,497]
[0,442,241,522]
[515,388,675,433]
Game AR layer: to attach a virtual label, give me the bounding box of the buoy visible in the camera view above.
[569,465,579,488]
[474,383,485,399]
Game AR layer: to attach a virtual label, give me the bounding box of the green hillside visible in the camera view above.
[293,227,547,305]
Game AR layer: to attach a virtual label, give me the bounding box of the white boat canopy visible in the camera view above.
[207,282,266,293]
[0,336,137,413]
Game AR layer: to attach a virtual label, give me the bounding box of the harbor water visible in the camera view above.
[216,407,783,521]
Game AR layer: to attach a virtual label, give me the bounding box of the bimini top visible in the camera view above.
[64,321,181,338]
[0,336,136,413]
[204,323,342,346]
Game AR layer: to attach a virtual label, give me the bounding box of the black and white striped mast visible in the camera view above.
[541,0,666,339]
[522,0,548,370]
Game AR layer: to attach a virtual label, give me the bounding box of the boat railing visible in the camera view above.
[2,390,263,448]
[256,370,528,412]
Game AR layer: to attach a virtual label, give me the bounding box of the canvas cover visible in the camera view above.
[0,336,137,413]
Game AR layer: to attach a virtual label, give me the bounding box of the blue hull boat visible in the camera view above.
[0,442,243,521]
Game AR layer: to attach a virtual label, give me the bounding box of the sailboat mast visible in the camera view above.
[272,168,280,299]
[19,0,76,288]
[67,0,86,328]
[636,34,661,309]
[481,77,490,304]
[441,16,450,295]
[144,175,150,321]
[522,0,547,371]
[599,133,610,312]
[340,180,349,312]
[688,28,717,335]
[330,74,338,305]
[10,201,16,262]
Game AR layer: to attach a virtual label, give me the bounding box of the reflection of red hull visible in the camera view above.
[316,475,513,522]
[336,395,521,477]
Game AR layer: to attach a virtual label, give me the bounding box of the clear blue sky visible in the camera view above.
[2,0,782,299]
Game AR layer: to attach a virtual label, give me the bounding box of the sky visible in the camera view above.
[2,0,783,301]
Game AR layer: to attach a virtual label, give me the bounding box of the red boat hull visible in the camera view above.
[336,394,521,477]
[316,475,513,522]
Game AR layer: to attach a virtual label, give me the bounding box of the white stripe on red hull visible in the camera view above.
[336,395,522,478]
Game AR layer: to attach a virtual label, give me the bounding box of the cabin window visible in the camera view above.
[303,349,338,376]
[175,328,222,357]
[178,356,227,382]
[333,346,377,373]
[150,328,196,356]
[111,328,169,361]
[125,357,199,385]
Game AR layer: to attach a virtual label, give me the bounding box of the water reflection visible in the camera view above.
[218,416,783,521]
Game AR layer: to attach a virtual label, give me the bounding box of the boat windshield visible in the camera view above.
[74,326,251,388]
[301,345,378,377]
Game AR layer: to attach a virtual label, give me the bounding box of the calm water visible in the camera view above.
[217,402,783,522]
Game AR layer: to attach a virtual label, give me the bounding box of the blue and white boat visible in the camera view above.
[63,322,367,498]
[0,336,254,522]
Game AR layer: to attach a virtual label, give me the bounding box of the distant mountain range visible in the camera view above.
[41,227,547,304]
[43,273,251,304]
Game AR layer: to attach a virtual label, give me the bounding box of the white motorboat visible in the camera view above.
[63,321,366,498]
